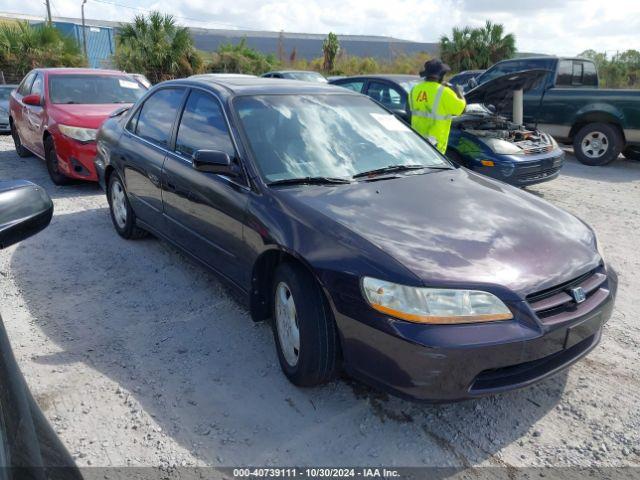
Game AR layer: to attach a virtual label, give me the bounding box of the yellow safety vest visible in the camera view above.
[409,81,466,154]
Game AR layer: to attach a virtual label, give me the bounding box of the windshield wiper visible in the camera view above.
[352,164,451,179]
[268,176,352,186]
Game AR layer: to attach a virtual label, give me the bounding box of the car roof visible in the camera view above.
[332,74,420,82]
[163,77,349,97]
[34,68,130,76]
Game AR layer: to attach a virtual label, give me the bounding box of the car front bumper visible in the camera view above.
[473,148,565,187]
[333,267,617,402]
[53,134,99,182]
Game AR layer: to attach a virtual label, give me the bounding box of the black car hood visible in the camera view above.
[465,69,550,116]
[275,169,600,296]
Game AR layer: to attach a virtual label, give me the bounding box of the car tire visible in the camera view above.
[45,137,71,185]
[623,146,640,161]
[271,262,339,387]
[107,171,148,239]
[573,123,623,166]
[11,121,32,158]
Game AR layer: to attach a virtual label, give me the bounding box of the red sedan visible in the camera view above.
[9,68,146,184]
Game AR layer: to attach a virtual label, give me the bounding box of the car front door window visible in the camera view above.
[175,90,235,159]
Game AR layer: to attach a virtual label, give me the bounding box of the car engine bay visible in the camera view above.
[453,106,555,154]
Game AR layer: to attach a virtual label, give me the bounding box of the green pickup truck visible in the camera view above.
[472,57,640,165]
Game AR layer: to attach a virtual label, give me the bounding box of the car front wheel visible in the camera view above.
[573,123,623,166]
[107,172,147,239]
[45,137,70,185]
[271,262,339,386]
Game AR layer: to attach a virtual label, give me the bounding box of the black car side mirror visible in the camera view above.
[192,150,237,177]
[0,181,53,250]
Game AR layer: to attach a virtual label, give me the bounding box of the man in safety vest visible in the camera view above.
[409,59,466,154]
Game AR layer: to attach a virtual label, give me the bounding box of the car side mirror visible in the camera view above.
[0,181,53,250]
[22,94,42,106]
[192,149,237,177]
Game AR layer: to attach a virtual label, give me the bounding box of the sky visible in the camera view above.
[1,0,639,56]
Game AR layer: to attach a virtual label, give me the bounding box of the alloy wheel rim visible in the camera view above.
[275,281,300,367]
[111,181,128,229]
[581,131,609,159]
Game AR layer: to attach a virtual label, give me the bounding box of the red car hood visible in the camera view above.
[49,104,132,129]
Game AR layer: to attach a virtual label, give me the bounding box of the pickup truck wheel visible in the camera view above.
[107,172,148,239]
[11,121,32,158]
[271,262,339,387]
[45,137,71,185]
[573,123,623,166]
[623,146,640,161]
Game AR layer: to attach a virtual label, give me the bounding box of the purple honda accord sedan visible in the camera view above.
[95,78,617,401]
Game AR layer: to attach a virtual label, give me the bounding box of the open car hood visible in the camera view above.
[464,69,550,116]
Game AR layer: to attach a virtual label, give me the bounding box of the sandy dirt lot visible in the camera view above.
[0,135,638,470]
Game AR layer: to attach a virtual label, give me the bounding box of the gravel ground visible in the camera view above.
[0,134,638,470]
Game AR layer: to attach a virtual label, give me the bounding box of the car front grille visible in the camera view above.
[526,267,608,324]
[517,166,560,181]
[522,144,554,155]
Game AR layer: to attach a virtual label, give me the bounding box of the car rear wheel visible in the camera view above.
[45,137,70,185]
[573,123,623,166]
[271,262,339,386]
[11,121,32,158]
[107,172,148,239]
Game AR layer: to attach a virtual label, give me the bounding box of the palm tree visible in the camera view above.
[0,21,84,81]
[440,21,516,72]
[114,12,202,83]
[439,26,478,72]
[476,21,516,67]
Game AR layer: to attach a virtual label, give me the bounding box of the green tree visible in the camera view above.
[0,21,84,81]
[206,38,279,74]
[578,49,640,88]
[322,32,340,73]
[440,21,516,72]
[114,11,202,84]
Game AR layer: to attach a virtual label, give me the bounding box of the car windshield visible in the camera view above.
[0,87,13,101]
[235,94,449,182]
[288,72,327,83]
[48,75,146,104]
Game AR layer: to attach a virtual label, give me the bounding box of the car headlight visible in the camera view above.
[480,138,523,155]
[58,124,98,143]
[361,277,513,324]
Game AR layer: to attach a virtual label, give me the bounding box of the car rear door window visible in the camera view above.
[336,81,364,93]
[175,90,235,158]
[582,61,598,86]
[366,81,405,110]
[135,88,184,147]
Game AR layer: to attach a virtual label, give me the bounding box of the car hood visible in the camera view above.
[275,169,600,296]
[49,104,133,129]
[465,69,550,117]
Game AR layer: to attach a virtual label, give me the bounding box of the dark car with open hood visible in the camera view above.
[95,77,616,402]
[0,180,82,479]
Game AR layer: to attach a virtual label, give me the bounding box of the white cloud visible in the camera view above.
[2,0,639,56]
